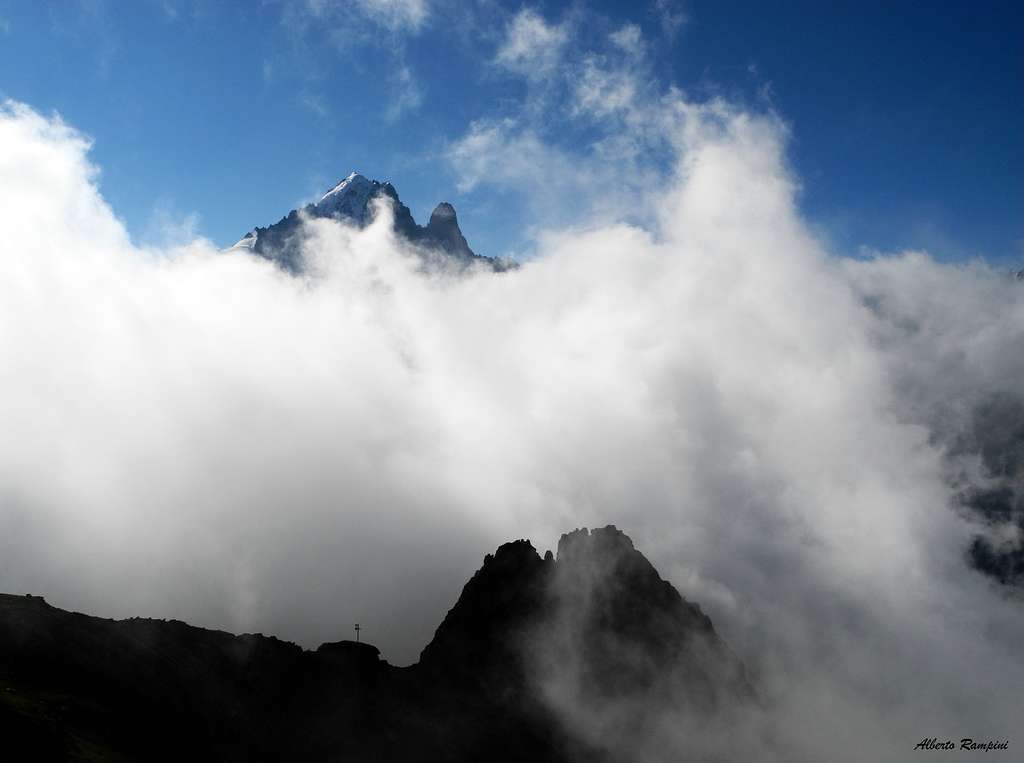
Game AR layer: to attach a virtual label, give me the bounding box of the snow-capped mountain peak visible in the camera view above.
[314,172,381,223]
[227,172,511,273]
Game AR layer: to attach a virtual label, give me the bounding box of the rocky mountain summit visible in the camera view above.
[230,172,507,273]
[0,526,752,762]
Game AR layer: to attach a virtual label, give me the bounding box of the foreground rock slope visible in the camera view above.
[0,526,752,761]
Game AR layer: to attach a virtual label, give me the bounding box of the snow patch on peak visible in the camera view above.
[228,231,258,252]
[314,172,384,224]
[319,172,372,203]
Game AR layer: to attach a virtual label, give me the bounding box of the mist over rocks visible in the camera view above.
[0,528,751,762]
[950,394,1024,586]
[546,526,749,701]
[421,526,750,701]
[3,95,1024,762]
[843,256,1024,592]
[415,525,754,761]
[538,527,755,758]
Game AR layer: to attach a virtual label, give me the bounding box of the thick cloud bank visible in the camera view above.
[1,99,1022,760]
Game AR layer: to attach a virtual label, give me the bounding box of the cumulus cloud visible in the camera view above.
[2,81,1023,763]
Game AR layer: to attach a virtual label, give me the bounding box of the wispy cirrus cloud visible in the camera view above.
[651,0,687,39]
[448,119,566,193]
[48,0,121,78]
[300,90,329,118]
[279,0,429,121]
[608,22,644,57]
[447,13,683,235]
[302,0,428,34]
[356,0,428,32]
[385,63,424,121]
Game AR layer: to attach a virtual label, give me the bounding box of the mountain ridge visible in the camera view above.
[0,526,752,761]
[229,172,508,273]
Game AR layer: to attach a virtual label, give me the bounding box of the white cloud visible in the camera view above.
[609,23,644,57]
[573,54,641,117]
[449,23,679,233]
[446,118,568,193]
[495,8,568,79]
[141,201,204,249]
[445,117,666,239]
[3,92,1024,761]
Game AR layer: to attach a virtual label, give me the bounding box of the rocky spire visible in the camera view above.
[422,201,476,260]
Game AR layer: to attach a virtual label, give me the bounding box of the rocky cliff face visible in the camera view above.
[228,172,505,273]
[0,527,752,762]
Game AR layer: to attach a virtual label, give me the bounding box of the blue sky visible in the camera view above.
[1,0,1020,264]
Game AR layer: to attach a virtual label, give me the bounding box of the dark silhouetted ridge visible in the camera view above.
[0,528,752,762]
